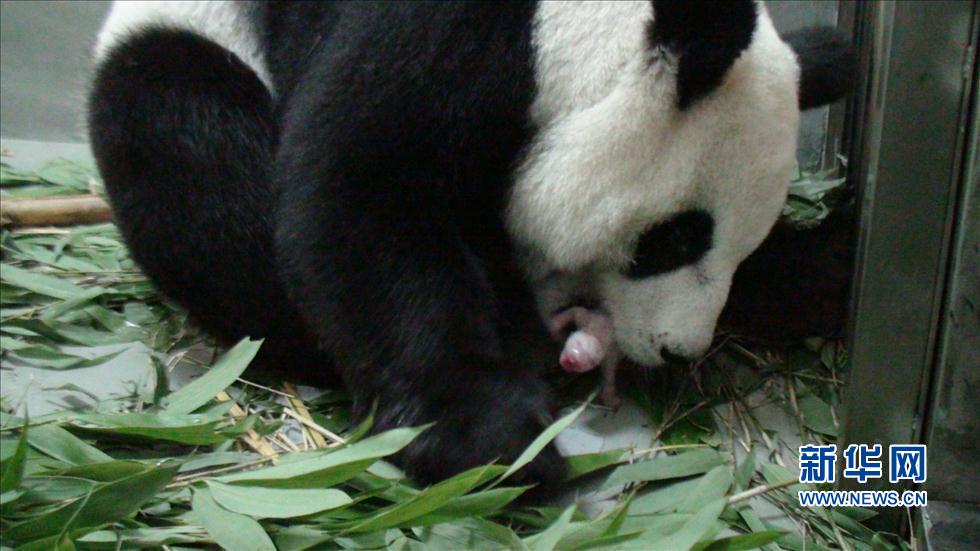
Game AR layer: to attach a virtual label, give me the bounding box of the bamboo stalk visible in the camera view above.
[1,194,112,226]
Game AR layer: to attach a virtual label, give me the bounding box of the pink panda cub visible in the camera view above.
[548,306,622,408]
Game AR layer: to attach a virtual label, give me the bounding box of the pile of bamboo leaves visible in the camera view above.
[1,158,909,550]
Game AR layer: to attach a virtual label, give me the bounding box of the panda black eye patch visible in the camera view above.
[625,210,714,279]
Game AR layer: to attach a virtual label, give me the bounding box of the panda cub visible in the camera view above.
[88,1,851,497]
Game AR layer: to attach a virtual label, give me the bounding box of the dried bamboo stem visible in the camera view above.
[216,391,279,462]
[1,194,112,227]
[282,407,346,446]
[282,382,329,449]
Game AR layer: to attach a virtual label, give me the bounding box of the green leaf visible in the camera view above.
[0,264,93,300]
[191,487,276,551]
[523,505,576,551]
[735,505,782,551]
[27,423,112,464]
[0,423,28,493]
[159,338,263,415]
[39,287,110,321]
[35,159,94,190]
[677,465,733,513]
[566,448,630,480]
[498,395,593,484]
[0,335,32,350]
[796,394,838,437]
[698,530,785,551]
[0,488,25,505]
[220,426,423,488]
[547,501,640,550]
[734,451,755,490]
[636,498,727,550]
[345,465,492,533]
[180,451,260,473]
[414,519,524,551]
[78,526,209,547]
[55,460,154,482]
[760,463,800,488]
[7,346,124,370]
[206,480,351,518]
[3,463,177,545]
[630,478,704,515]
[15,476,93,504]
[413,486,530,525]
[68,411,239,445]
[604,448,725,488]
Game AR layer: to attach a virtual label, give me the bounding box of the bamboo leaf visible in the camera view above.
[27,423,112,465]
[159,338,262,415]
[412,486,530,525]
[634,498,727,550]
[604,448,725,488]
[498,395,593,484]
[206,480,352,518]
[796,394,838,437]
[0,264,96,300]
[524,505,576,551]
[0,423,28,493]
[345,465,492,533]
[566,448,630,480]
[68,410,240,445]
[3,463,177,545]
[220,426,424,487]
[677,465,733,513]
[697,530,785,551]
[191,487,276,551]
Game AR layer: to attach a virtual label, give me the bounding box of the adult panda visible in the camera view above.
[88,1,852,497]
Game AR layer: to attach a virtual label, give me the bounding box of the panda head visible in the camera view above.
[510,1,853,366]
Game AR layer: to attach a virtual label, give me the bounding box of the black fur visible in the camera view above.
[783,27,855,110]
[268,1,565,495]
[626,210,714,279]
[648,0,757,109]
[721,207,856,341]
[87,27,333,385]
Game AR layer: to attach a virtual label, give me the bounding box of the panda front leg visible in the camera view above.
[274,156,565,499]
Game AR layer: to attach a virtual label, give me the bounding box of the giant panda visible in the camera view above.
[88,1,852,497]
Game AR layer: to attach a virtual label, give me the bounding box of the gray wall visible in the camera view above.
[0,1,838,168]
[1,1,110,144]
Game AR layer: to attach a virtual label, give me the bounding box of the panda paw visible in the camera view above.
[387,368,566,502]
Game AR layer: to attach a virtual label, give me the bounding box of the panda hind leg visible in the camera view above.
[87,28,332,385]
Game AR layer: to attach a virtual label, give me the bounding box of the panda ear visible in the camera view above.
[648,0,758,110]
[782,27,856,110]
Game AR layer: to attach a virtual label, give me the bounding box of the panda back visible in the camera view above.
[94,1,272,92]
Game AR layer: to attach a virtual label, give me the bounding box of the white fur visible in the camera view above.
[513,2,801,365]
[94,1,273,92]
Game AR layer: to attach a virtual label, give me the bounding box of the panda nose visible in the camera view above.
[660,346,694,364]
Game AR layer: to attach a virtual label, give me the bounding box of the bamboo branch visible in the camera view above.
[728,478,798,505]
[1,194,112,227]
